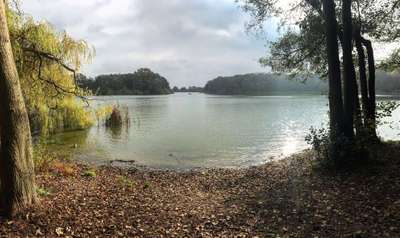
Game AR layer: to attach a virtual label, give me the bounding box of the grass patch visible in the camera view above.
[116,175,135,188]
[36,187,51,197]
[82,169,97,177]
[143,181,150,189]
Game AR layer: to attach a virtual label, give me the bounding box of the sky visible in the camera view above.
[21,0,278,87]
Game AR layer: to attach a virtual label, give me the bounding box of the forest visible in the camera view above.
[172,86,204,93]
[204,72,400,95]
[78,68,173,95]
[1,0,400,237]
[204,73,327,95]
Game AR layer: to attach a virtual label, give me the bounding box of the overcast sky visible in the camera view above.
[21,0,278,87]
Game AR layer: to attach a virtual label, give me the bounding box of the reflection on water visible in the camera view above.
[105,122,130,140]
[282,137,299,157]
[47,93,400,169]
[47,129,90,148]
[106,125,123,139]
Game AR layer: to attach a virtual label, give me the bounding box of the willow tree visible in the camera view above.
[0,1,95,216]
[0,0,36,217]
[7,3,95,135]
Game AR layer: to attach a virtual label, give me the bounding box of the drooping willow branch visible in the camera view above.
[22,46,90,107]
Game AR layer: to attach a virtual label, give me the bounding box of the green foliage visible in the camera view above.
[95,105,114,123]
[6,4,96,136]
[240,0,400,78]
[305,127,330,161]
[204,71,400,95]
[36,187,51,197]
[173,86,203,93]
[78,68,173,95]
[31,98,94,135]
[376,101,400,126]
[306,126,379,169]
[260,16,328,78]
[33,141,59,172]
[117,175,135,188]
[204,73,327,95]
[83,170,97,178]
[143,181,150,189]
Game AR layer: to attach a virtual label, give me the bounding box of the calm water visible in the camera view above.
[49,93,400,169]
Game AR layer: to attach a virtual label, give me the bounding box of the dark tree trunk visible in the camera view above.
[354,27,370,126]
[354,29,369,118]
[322,0,345,144]
[353,75,363,135]
[361,38,378,139]
[0,1,37,217]
[341,0,356,139]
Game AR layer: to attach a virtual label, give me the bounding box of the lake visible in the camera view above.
[48,93,400,170]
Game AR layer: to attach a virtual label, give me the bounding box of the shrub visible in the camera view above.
[106,106,123,127]
[305,127,330,161]
[33,142,58,172]
[306,126,376,169]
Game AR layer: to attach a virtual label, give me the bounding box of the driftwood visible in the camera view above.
[109,159,136,164]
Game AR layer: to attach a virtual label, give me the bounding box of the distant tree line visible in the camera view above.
[78,68,173,95]
[204,73,327,95]
[204,72,400,95]
[172,86,203,93]
[375,71,400,94]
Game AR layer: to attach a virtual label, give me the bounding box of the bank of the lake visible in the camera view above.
[1,142,400,237]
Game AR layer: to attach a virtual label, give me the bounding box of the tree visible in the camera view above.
[341,0,357,138]
[6,3,95,136]
[362,38,378,138]
[240,0,400,146]
[354,25,370,132]
[321,0,346,155]
[0,0,37,217]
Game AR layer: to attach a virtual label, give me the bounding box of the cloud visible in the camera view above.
[21,0,277,87]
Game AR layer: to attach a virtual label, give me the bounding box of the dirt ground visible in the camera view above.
[1,144,400,237]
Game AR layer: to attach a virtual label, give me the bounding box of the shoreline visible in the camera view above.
[102,151,303,173]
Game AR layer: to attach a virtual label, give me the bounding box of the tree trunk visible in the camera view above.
[353,74,363,135]
[341,0,356,139]
[0,1,37,217]
[361,38,378,139]
[322,0,345,140]
[354,27,370,127]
